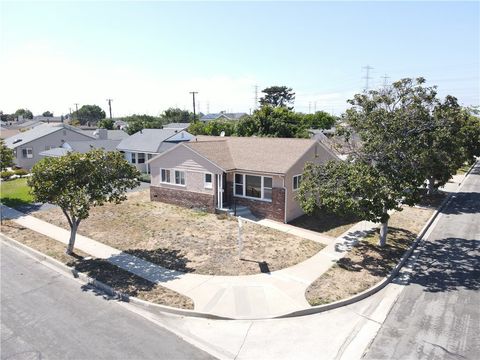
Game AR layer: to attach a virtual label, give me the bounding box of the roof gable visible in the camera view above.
[116,129,193,153]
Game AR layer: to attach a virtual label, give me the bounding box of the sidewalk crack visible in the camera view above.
[234,322,253,360]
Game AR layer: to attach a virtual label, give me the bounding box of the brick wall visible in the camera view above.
[150,186,215,212]
[235,188,286,222]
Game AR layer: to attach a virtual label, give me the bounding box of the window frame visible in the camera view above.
[137,153,145,164]
[204,173,213,189]
[174,170,186,186]
[22,148,33,159]
[233,173,273,202]
[160,169,171,184]
[293,174,302,191]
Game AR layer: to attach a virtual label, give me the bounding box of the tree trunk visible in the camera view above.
[66,223,78,255]
[379,221,388,247]
[427,176,436,195]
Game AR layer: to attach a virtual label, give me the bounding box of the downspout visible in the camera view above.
[282,176,287,224]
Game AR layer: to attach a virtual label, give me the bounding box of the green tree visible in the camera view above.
[459,107,480,165]
[161,108,192,123]
[122,114,164,135]
[73,105,106,125]
[42,111,54,117]
[14,109,33,119]
[259,86,295,109]
[235,115,260,137]
[252,105,303,137]
[28,150,140,254]
[187,121,207,135]
[97,118,115,130]
[301,111,337,130]
[0,140,14,171]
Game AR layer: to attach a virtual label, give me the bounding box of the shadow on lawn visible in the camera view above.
[408,237,480,293]
[289,209,360,234]
[67,257,159,298]
[122,248,196,274]
[337,227,416,278]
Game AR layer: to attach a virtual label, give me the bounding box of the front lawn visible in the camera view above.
[1,221,194,309]
[305,204,436,305]
[33,190,324,276]
[0,178,34,208]
[290,209,360,238]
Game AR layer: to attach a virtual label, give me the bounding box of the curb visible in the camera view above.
[274,160,477,319]
[0,233,230,320]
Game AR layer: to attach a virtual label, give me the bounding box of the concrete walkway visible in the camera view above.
[0,204,378,319]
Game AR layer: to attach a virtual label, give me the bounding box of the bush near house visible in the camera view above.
[1,171,14,180]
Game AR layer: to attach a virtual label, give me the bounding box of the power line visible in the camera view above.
[362,65,374,91]
[106,98,113,119]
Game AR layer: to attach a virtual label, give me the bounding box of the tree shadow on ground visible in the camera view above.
[290,209,360,234]
[66,257,158,298]
[409,237,480,293]
[122,248,196,274]
[417,190,447,209]
[440,192,480,215]
[337,227,416,278]
[0,197,33,209]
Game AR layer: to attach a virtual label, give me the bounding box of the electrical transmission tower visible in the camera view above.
[381,74,390,88]
[106,98,113,119]
[362,65,374,91]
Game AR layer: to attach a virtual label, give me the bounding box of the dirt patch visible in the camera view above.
[32,190,324,275]
[290,210,360,238]
[0,221,194,309]
[305,205,435,305]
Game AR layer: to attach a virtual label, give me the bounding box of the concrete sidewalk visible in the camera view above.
[0,204,378,319]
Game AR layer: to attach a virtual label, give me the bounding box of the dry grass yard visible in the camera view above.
[1,221,194,309]
[305,195,445,306]
[32,190,324,276]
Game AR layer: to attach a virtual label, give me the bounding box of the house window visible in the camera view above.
[175,170,185,185]
[22,148,33,159]
[161,169,170,183]
[234,173,272,201]
[293,174,302,191]
[263,177,272,200]
[246,175,261,198]
[137,153,145,164]
[204,173,213,189]
[235,173,244,196]
[131,153,136,164]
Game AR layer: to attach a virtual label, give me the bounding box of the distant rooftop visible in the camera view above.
[163,123,190,130]
[117,128,193,153]
[199,112,248,122]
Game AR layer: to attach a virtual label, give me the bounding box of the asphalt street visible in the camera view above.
[365,163,480,360]
[0,243,214,360]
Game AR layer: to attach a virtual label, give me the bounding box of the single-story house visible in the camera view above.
[39,138,122,158]
[199,112,248,123]
[116,128,194,173]
[4,123,96,169]
[148,136,339,223]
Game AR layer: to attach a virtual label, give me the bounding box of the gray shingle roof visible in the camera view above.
[65,139,122,153]
[185,136,318,174]
[199,113,247,121]
[39,147,70,157]
[4,124,95,149]
[116,129,193,153]
[163,123,190,130]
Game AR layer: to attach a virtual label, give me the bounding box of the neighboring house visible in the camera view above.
[4,123,96,169]
[80,128,129,141]
[116,129,194,173]
[163,123,190,131]
[309,128,361,158]
[32,115,65,123]
[39,138,122,158]
[199,112,248,122]
[148,136,339,223]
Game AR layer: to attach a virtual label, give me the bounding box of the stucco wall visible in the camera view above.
[284,143,339,222]
[16,128,94,169]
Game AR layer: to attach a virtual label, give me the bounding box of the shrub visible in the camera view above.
[138,173,151,183]
[1,171,14,180]
[14,169,28,177]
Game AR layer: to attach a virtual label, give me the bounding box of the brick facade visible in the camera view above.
[234,188,286,222]
[150,186,215,212]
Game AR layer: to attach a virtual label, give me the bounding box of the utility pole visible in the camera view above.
[381,74,390,88]
[74,103,79,122]
[189,91,198,122]
[362,65,374,91]
[106,98,113,119]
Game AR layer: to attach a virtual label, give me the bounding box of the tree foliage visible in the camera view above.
[0,140,14,171]
[301,111,336,130]
[42,111,54,117]
[97,118,115,130]
[122,114,165,135]
[73,105,106,125]
[28,150,140,254]
[14,109,33,119]
[259,86,295,109]
[162,107,193,123]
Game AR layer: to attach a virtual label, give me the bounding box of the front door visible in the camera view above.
[216,173,224,209]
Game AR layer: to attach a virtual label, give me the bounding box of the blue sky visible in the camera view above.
[1,1,478,116]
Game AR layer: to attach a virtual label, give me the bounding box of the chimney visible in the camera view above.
[97,128,108,139]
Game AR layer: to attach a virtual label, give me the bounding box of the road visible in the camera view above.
[0,243,214,360]
[365,163,480,360]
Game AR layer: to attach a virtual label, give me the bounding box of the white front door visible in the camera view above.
[216,174,223,209]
